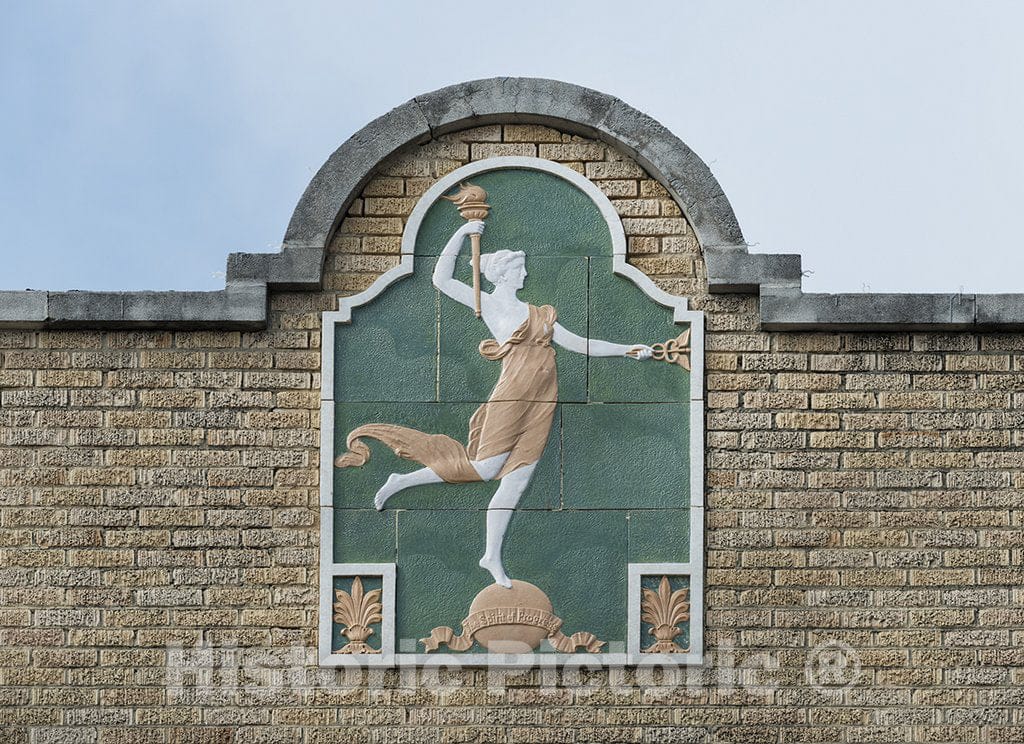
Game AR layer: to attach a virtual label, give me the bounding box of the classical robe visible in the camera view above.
[335,304,558,481]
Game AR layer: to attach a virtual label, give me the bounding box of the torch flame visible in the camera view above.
[443,182,488,207]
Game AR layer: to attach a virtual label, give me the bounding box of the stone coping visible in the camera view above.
[2,77,1021,330]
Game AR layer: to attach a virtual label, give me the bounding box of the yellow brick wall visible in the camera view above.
[0,125,1021,743]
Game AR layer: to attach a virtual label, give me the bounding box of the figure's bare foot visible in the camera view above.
[374,473,403,511]
[479,554,512,588]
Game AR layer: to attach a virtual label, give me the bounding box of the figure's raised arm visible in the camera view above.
[432,222,483,309]
[552,323,653,360]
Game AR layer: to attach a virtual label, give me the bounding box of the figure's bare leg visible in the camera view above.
[479,462,537,588]
[374,453,509,511]
[374,467,442,510]
[375,453,510,512]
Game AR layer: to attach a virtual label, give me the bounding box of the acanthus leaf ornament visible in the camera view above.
[640,575,690,654]
[332,576,383,654]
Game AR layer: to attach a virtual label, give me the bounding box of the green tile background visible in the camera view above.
[414,169,612,259]
[561,403,689,509]
[627,510,692,562]
[332,167,694,655]
[332,509,395,563]
[395,510,488,651]
[588,258,691,403]
[394,509,627,652]
[334,258,438,403]
[504,510,627,647]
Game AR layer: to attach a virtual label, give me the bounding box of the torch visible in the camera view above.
[443,183,490,318]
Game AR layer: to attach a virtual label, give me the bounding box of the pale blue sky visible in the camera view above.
[2,1,1022,293]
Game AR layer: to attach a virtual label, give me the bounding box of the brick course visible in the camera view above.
[0,125,1021,743]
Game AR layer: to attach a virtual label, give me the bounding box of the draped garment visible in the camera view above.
[335,304,558,482]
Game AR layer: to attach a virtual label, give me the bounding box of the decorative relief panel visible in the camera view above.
[319,157,704,666]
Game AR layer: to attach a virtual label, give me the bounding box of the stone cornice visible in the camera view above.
[2,77,1021,330]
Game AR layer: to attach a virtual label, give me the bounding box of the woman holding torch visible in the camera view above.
[336,185,654,588]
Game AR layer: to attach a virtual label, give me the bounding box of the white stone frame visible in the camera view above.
[627,562,704,666]
[319,156,705,666]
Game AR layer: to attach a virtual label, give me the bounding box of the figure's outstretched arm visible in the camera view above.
[552,323,653,359]
[432,222,483,309]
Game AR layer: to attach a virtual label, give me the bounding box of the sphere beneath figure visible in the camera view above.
[470,580,553,652]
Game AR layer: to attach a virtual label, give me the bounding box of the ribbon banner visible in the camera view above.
[421,606,605,654]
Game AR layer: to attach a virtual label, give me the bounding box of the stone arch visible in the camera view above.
[228,77,755,294]
[288,77,744,252]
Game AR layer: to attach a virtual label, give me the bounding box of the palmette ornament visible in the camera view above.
[333,577,383,654]
[640,575,690,654]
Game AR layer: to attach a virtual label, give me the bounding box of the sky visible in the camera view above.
[1,1,1023,294]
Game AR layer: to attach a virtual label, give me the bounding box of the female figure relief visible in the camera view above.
[336,221,653,588]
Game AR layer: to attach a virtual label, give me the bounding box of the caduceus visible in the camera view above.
[443,183,491,317]
[627,328,692,370]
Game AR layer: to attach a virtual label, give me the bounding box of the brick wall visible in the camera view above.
[0,125,1021,743]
